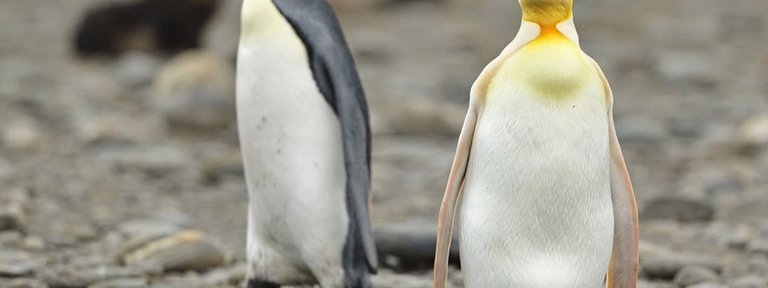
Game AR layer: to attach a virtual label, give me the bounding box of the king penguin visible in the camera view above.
[236,0,377,287]
[433,0,639,287]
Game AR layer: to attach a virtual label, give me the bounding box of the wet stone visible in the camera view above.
[114,52,160,89]
[0,278,49,288]
[99,146,198,178]
[642,253,723,279]
[21,236,47,252]
[721,225,753,250]
[688,282,726,288]
[748,255,768,276]
[0,250,42,277]
[40,264,144,288]
[750,239,768,256]
[0,231,23,247]
[641,197,715,223]
[729,275,768,288]
[202,262,246,285]
[673,266,719,287]
[151,50,235,130]
[117,220,185,238]
[0,189,29,233]
[87,278,148,288]
[119,230,230,272]
[739,116,768,153]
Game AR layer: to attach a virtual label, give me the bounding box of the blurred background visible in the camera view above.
[0,0,767,287]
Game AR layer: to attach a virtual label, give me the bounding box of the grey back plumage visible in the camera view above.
[270,0,377,286]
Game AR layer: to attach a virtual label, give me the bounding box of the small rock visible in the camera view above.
[115,52,161,88]
[749,239,768,256]
[0,189,29,233]
[371,97,465,136]
[0,231,23,247]
[99,146,198,178]
[655,51,718,86]
[642,253,723,279]
[688,282,726,288]
[637,279,675,288]
[0,278,49,288]
[0,250,43,277]
[152,50,235,130]
[21,236,47,252]
[201,150,243,182]
[739,116,768,153]
[0,206,26,232]
[721,225,753,250]
[615,115,669,145]
[704,178,743,197]
[76,113,164,146]
[87,277,148,288]
[119,230,230,272]
[673,266,719,287]
[40,264,144,288]
[71,223,100,241]
[749,255,768,275]
[371,269,436,288]
[375,221,460,271]
[203,262,246,285]
[730,275,768,288]
[641,197,715,223]
[1,119,42,151]
[117,220,186,238]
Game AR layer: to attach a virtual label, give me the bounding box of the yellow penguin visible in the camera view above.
[433,0,639,287]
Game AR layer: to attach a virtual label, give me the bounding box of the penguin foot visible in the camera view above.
[246,278,280,288]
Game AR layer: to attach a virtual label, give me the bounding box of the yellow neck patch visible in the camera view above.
[520,0,573,25]
[490,27,594,100]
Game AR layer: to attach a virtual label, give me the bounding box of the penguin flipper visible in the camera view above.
[606,109,639,288]
[272,0,378,278]
[590,59,639,288]
[434,106,478,288]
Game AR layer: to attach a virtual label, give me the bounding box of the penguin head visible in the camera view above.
[518,0,573,25]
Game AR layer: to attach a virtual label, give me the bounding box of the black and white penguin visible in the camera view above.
[236,0,377,287]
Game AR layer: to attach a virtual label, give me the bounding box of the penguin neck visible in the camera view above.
[519,17,580,48]
[240,0,284,42]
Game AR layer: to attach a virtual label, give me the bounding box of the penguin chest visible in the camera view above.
[458,48,614,286]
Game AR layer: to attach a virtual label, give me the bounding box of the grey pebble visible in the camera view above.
[0,250,43,277]
[98,146,198,178]
[654,51,719,86]
[87,278,148,288]
[730,275,768,288]
[40,264,145,288]
[641,197,715,223]
[0,189,31,233]
[616,115,669,145]
[688,282,726,288]
[0,231,23,247]
[151,50,235,130]
[119,230,230,272]
[749,239,768,256]
[0,278,49,288]
[202,262,246,285]
[114,52,161,89]
[642,253,723,279]
[674,266,720,287]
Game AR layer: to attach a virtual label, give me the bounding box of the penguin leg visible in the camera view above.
[246,279,281,288]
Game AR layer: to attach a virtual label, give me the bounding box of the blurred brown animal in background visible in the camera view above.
[73,0,220,57]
